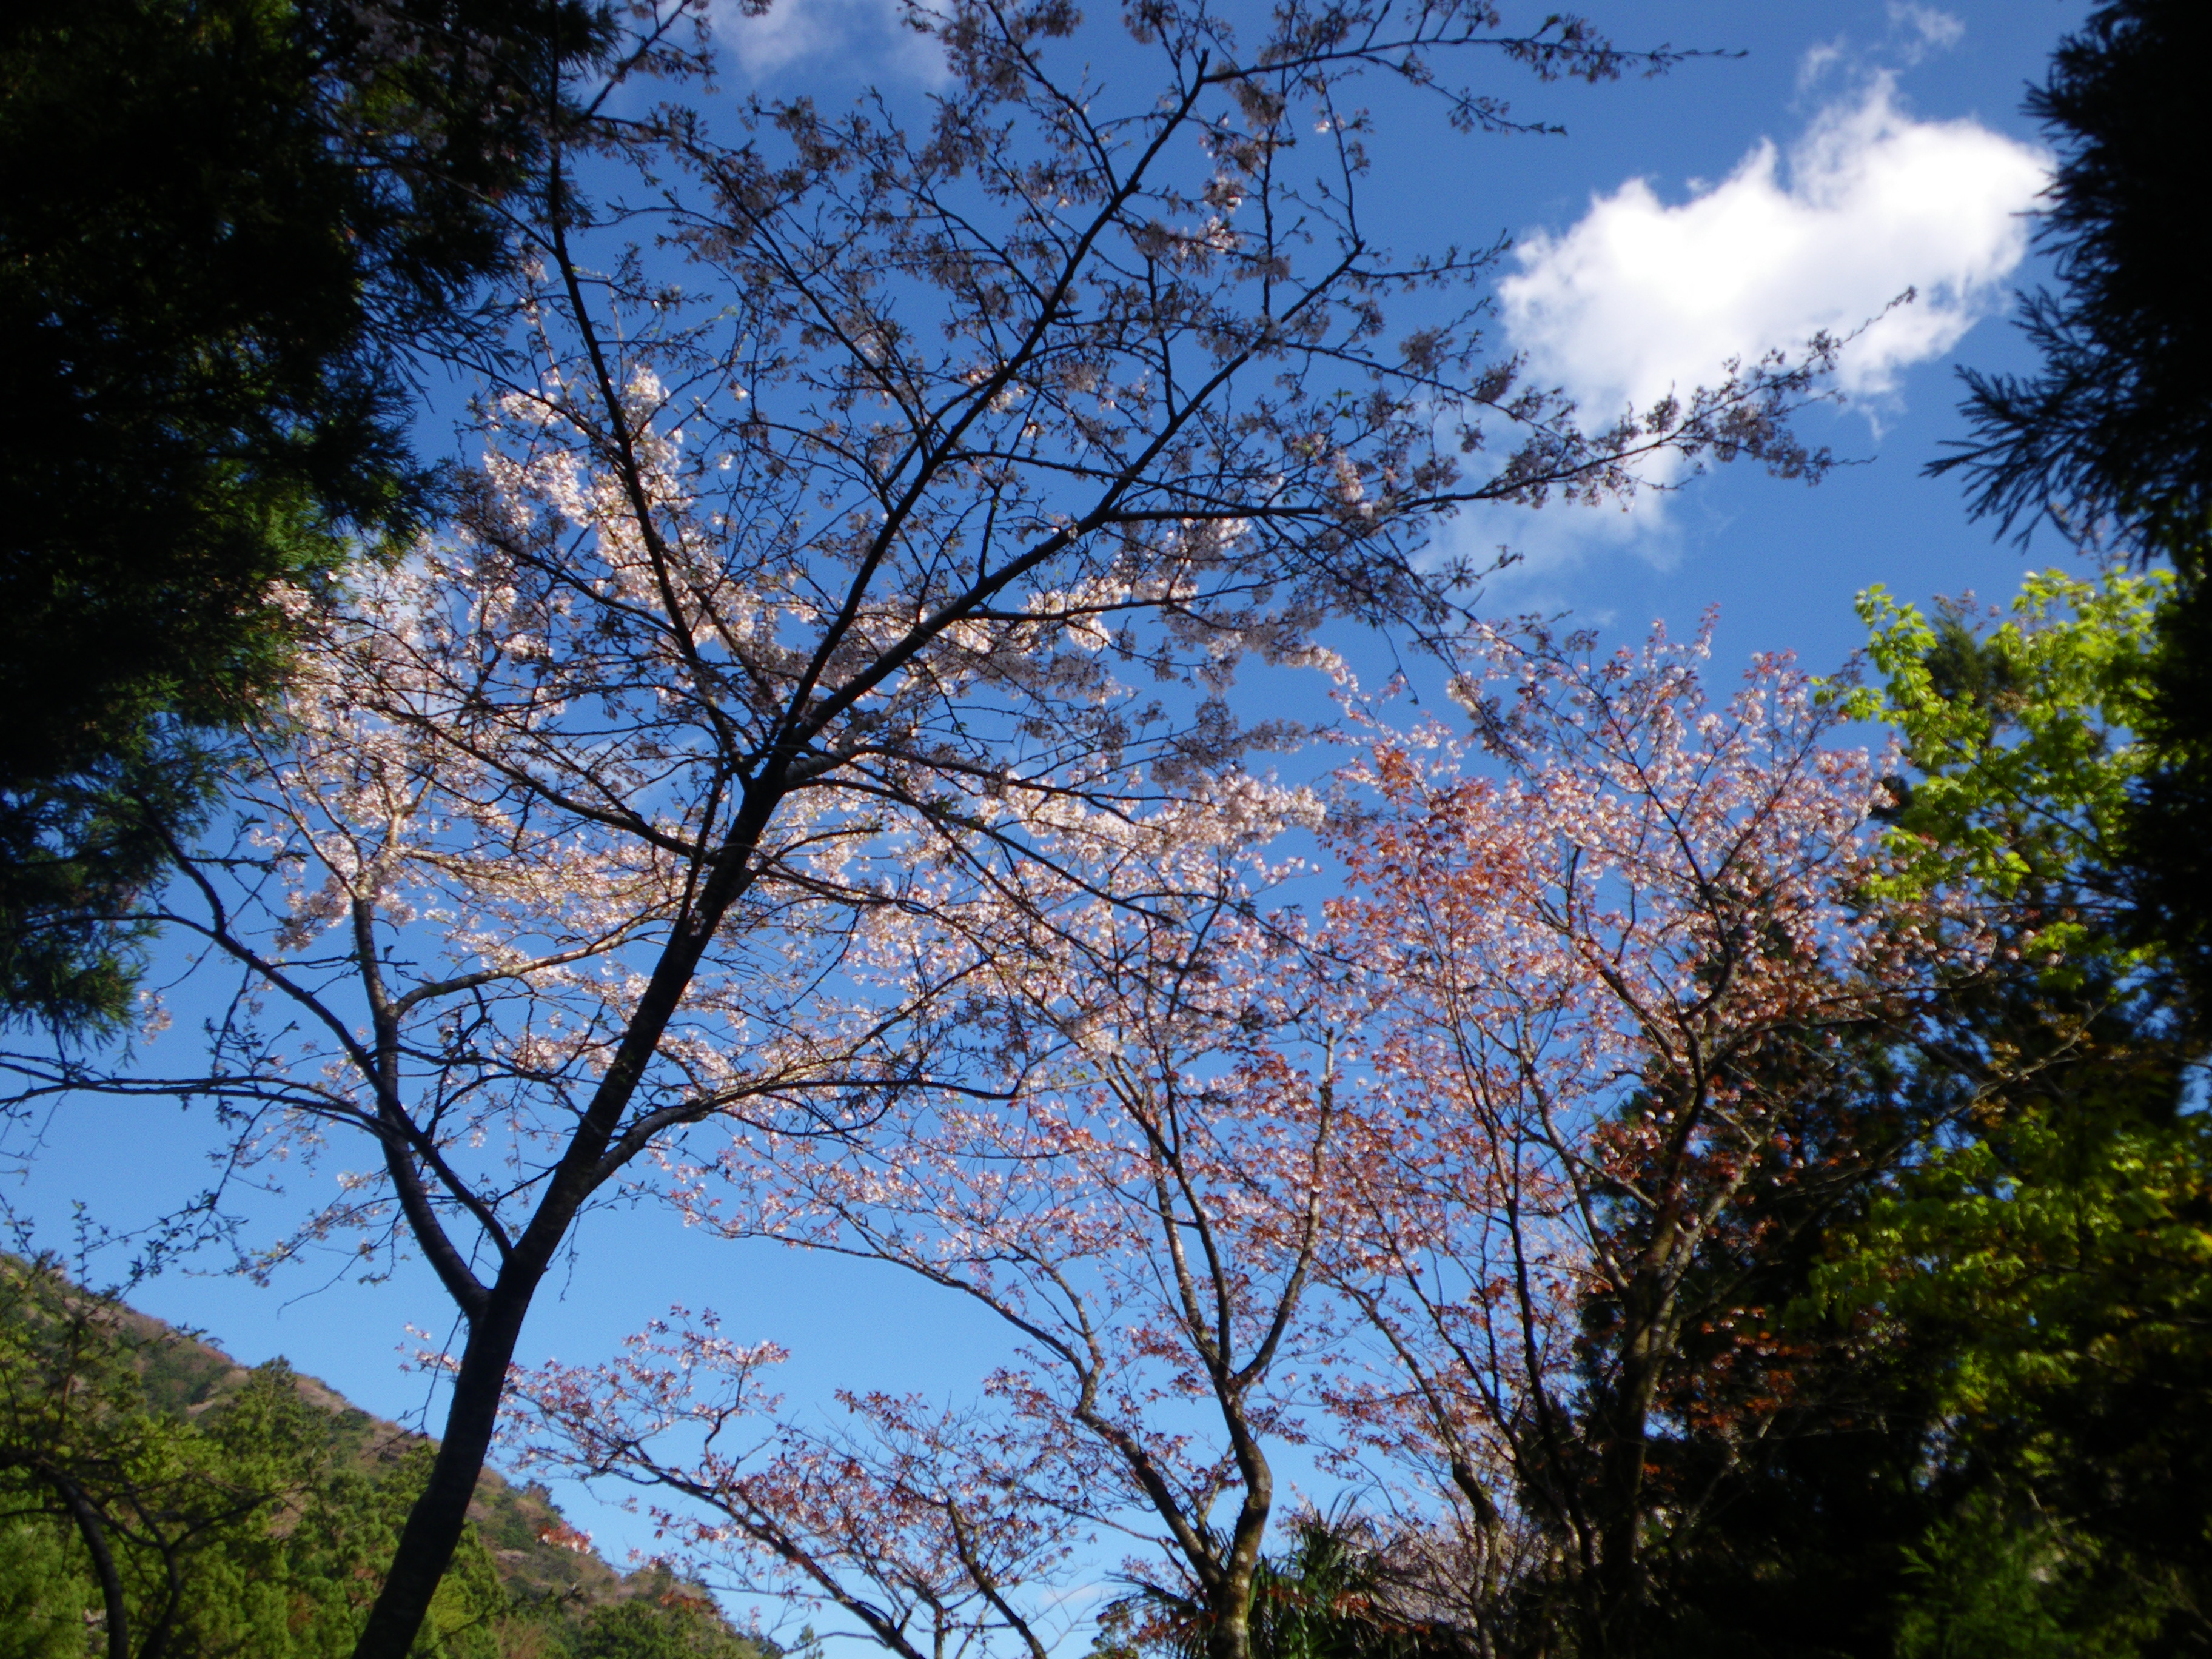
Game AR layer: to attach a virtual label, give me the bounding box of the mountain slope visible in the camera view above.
[0,1253,762,1658]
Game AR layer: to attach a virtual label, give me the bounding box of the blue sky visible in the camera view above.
[5,0,2093,1604]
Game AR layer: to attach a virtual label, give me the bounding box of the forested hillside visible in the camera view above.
[0,1254,765,1659]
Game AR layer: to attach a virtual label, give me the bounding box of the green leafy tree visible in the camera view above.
[0,1253,512,1657]
[0,0,608,1033]
[0,1517,87,1659]
[1827,567,2212,1657]
[1605,568,2205,1658]
[1928,0,2212,1004]
[1892,1489,2162,1659]
[1096,1513,1461,1659]
[572,1590,760,1659]
[1849,566,2166,947]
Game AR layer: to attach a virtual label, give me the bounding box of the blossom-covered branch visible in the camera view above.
[1319,620,1971,1650]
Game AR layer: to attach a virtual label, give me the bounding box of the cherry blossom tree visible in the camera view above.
[509,1313,1092,1659]
[1316,621,1965,1655]
[504,631,1944,1659]
[4,1,1845,1652]
[640,825,1358,1659]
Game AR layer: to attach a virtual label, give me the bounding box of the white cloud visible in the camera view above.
[1498,76,2048,426]
[1888,3,1967,64]
[1445,76,2047,586]
[1803,6,1963,94]
[1796,37,1849,95]
[712,0,946,83]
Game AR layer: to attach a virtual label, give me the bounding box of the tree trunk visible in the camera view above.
[348,778,783,1659]
[53,1472,129,1659]
[1203,1475,1269,1659]
[1207,1602,1253,1659]
[349,1284,537,1658]
[1586,1294,1667,1659]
